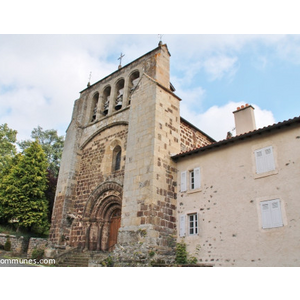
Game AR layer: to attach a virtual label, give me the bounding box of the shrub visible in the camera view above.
[31,248,44,261]
[175,241,198,265]
[4,236,11,251]
[175,241,188,264]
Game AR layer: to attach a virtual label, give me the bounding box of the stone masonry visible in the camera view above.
[49,43,214,264]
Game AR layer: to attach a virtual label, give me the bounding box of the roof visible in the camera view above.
[172,115,300,160]
[80,44,171,93]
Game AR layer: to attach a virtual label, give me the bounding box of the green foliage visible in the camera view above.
[187,256,198,264]
[175,240,198,265]
[0,123,17,173]
[4,236,11,251]
[101,255,114,267]
[31,248,44,260]
[175,241,188,264]
[18,126,64,177]
[0,140,49,233]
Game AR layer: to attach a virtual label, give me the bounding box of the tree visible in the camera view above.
[0,123,17,173]
[18,126,64,178]
[18,127,64,224]
[0,141,49,233]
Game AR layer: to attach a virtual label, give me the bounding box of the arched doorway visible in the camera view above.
[108,208,121,251]
[82,182,122,252]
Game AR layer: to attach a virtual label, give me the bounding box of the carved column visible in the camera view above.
[96,220,104,251]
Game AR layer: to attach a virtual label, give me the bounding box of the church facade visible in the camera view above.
[49,43,300,266]
[49,43,213,262]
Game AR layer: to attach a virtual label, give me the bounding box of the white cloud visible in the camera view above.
[0,34,297,143]
[180,101,276,141]
[203,55,239,81]
[0,35,123,141]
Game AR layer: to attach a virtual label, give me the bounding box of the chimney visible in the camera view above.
[233,104,256,135]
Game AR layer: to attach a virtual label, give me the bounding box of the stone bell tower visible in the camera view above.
[116,44,181,262]
[49,43,181,264]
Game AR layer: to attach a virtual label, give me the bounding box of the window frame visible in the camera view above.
[189,169,195,190]
[181,167,201,192]
[254,146,276,175]
[112,145,122,172]
[188,213,198,235]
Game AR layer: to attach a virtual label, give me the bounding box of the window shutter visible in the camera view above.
[194,167,201,189]
[264,147,275,172]
[255,150,264,174]
[195,213,199,234]
[255,146,275,174]
[260,199,283,229]
[181,171,187,192]
[179,214,186,237]
[260,202,272,229]
[270,199,283,227]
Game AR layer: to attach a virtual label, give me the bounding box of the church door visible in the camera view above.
[108,210,121,251]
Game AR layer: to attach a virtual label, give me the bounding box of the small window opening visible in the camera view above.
[103,86,111,115]
[90,92,99,122]
[112,146,122,171]
[115,79,125,111]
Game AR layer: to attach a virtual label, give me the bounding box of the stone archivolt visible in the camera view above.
[81,182,123,251]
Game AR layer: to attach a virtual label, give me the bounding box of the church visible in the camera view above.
[49,43,300,266]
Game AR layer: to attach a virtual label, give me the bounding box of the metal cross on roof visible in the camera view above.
[118,52,125,68]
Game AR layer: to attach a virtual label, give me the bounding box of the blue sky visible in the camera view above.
[1,34,300,142]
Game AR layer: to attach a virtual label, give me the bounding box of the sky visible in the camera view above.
[1,34,300,143]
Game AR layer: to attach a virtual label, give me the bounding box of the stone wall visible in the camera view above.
[0,233,29,255]
[27,237,49,258]
[180,118,214,152]
[68,123,128,249]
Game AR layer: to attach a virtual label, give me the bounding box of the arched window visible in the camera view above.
[102,86,111,116]
[90,92,99,122]
[115,79,125,111]
[128,71,140,105]
[112,146,122,171]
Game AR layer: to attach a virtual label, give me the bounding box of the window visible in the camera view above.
[115,79,124,111]
[179,213,199,237]
[90,92,99,122]
[189,213,198,235]
[190,167,200,190]
[260,199,283,229]
[190,170,195,189]
[255,146,275,174]
[102,86,111,116]
[181,167,200,192]
[112,146,122,171]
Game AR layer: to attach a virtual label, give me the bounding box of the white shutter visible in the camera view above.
[255,150,264,174]
[181,171,187,192]
[264,147,275,172]
[179,214,186,237]
[195,213,199,234]
[194,167,201,189]
[260,202,272,229]
[255,146,275,174]
[260,199,283,229]
[270,199,283,227]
